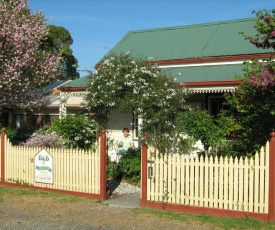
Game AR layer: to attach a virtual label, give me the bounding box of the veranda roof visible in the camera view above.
[59,64,243,93]
[163,63,244,83]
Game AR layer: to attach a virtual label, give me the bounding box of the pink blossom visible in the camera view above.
[0,0,62,108]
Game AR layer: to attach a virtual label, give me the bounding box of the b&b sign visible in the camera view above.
[34,149,53,184]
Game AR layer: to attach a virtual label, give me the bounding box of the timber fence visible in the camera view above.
[0,128,107,200]
[141,132,275,222]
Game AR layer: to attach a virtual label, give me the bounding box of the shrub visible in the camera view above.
[20,133,65,148]
[106,161,122,180]
[120,149,141,183]
[50,115,99,150]
[5,128,17,141]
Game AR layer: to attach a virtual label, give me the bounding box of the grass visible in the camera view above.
[133,208,275,230]
[0,185,94,203]
[1,185,275,229]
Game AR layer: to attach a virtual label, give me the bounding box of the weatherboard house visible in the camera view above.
[57,17,273,137]
[6,18,273,154]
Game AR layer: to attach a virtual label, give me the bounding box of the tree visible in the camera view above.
[43,25,79,80]
[0,0,62,108]
[223,9,275,156]
[85,52,188,154]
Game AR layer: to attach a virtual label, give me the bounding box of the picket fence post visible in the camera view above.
[140,132,148,207]
[269,132,275,221]
[99,130,107,200]
[0,128,5,184]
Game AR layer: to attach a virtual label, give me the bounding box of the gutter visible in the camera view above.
[180,80,241,87]
[57,87,85,91]
[95,53,274,69]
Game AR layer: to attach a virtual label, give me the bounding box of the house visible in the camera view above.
[0,80,71,142]
[6,17,272,156]
[57,18,274,144]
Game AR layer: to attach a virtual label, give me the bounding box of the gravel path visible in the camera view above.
[106,179,141,197]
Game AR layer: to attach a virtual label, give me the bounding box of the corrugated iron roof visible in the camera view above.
[60,76,88,88]
[38,80,71,94]
[60,64,244,89]
[100,18,273,64]
[164,64,244,83]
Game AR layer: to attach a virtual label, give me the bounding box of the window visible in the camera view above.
[132,111,141,140]
[207,96,225,117]
[32,115,58,129]
[0,113,9,127]
[16,114,26,129]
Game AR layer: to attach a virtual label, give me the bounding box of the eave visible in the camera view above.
[95,54,275,69]
[57,87,85,92]
[181,80,241,87]
[152,54,274,66]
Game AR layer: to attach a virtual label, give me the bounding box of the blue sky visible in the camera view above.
[29,0,275,77]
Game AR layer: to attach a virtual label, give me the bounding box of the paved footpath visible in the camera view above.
[103,192,140,209]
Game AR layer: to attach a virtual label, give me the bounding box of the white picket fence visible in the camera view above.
[1,134,101,195]
[146,143,269,213]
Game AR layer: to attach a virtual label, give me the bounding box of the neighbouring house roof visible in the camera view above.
[97,18,274,66]
[58,76,88,91]
[38,80,72,106]
[39,80,71,95]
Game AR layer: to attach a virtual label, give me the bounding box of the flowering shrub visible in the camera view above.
[50,115,99,150]
[20,133,65,148]
[0,0,62,108]
[85,52,188,154]
[240,9,275,88]
[242,9,275,50]
[222,9,275,156]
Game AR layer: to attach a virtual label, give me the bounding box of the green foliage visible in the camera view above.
[178,109,232,153]
[7,178,32,186]
[223,68,275,156]
[119,149,141,183]
[43,24,79,80]
[219,9,275,157]
[106,149,141,182]
[49,115,99,150]
[85,52,188,154]
[106,161,122,179]
[5,128,17,141]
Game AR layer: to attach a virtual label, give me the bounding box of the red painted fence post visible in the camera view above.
[99,130,107,200]
[1,128,6,184]
[140,132,148,207]
[269,132,275,221]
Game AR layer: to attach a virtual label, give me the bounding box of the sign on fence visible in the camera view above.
[34,149,53,184]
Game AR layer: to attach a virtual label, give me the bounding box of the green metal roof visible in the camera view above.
[99,18,274,64]
[60,64,244,89]
[60,76,88,88]
[163,64,244,83]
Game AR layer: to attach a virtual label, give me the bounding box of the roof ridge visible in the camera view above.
[128,17,256,34]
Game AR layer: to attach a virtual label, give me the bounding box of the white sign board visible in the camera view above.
[34,149,53,184]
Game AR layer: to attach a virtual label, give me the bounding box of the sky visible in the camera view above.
[29,0,275,77]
